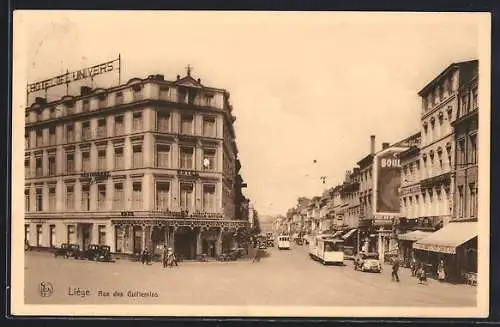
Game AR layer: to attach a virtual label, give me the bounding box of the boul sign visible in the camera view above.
[373,147,408,215]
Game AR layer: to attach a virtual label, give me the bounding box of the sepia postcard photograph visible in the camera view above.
[10,10,491,318]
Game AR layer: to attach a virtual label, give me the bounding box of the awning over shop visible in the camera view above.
[342,229,358,240]
[413,222,478,255]
[398,230,433,242]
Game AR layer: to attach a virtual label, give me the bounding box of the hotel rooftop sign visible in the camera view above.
[26,56,121,96]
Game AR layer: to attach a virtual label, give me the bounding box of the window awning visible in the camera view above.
[398,230,433,242]
[342,228,358,240]
[413,222,477,254]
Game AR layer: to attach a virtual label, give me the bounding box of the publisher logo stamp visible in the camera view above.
[39,281,53,297]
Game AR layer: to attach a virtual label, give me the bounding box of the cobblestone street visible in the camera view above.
[24,244,477,307]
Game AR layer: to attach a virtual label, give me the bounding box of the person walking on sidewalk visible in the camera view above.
[391,258,400,282]
[252,249,261,263]
[437,259,446,282]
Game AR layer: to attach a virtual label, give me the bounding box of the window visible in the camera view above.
[132,144,143,168]
[458,186,465,218]
[35,157,43,177]
[25,158,30,178]
[472,87,478,109]
[160,86,170,100]
[82,121,91,141]
[114,147,124,170]
[49,108,56,119]
[114,116,124,136]
[156,112,170,132]
[181,115,194,134]
[49,127,56,145]
[133,112,143,131]
[97,149,107,171]
[66,153,75,173]
[82,151,91,171]
[457,139,466,167]
[48,187,56,211]
[25,189,30,212]
[115,91,124,105]
[36,109,43,122]
[203,148,216,170]
[460,94,469,116]
[113,183,124,210]
[48,155,56,176]
[98,225,106,245]
[66,124,74,142]
[67,225,76,244]
[36,188,43,212]
[25,133,30,149]
[469,134,477,164]
[36,225,43,247]
[156,182,170,210]
[180,146,194,169]
[447,76,454,94]
[36,130,43,146]
[439,85,444,101]
[203,184,216,211]
[66,185,74,210]
[82,99,90,112]
[204,94,214,107]
[203,117,216,137]
[133,86,142,101]
[469,183,478,218]
[115,226,124,253]
[180,183,193,210]
[98,95,107,108]
[132,182,142,210]
[97,119,107,138]
[155,144,170,168]
[177,88,187,103]
[25,225,30,243]
[98,184,106,210]
[49,225,56,247]
[81,184,90,211]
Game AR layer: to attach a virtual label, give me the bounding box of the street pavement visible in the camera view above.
[24,244,477,306]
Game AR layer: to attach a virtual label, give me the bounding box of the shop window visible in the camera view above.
[98,225,106,245]
[67,225,76,244]
[49,225,56,248]
[36,225,43,247]
[25,225,30,243]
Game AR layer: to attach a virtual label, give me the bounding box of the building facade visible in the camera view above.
[24,70,248,259]
[412,60,479,282]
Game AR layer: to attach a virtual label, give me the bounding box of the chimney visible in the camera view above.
[155,74,164,81]
[382,142,390,150]
[197,78,201,83]
[80,86,92,95]
[370,135,376,155]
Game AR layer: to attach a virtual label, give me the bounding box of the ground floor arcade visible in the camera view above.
[24,217,248,259]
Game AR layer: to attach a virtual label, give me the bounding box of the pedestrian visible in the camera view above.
[391,258,400,282]
[141,248,148,264]
[162,245,168,269]
[418,264,427,285]
[252,249,261,263]
[410,257,417,277]
[437,259,446,282]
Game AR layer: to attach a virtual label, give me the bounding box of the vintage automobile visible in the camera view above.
[82,244,113,262]
[354,252,382,273]
[54,243,81,259]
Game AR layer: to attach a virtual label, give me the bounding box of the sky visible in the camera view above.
[15,11,484,216]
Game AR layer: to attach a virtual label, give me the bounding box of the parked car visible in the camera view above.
[82,244,113,262]
[54,243,81,259]
[354,252,382,273]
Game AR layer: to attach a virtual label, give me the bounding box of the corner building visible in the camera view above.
[24,71,248,259]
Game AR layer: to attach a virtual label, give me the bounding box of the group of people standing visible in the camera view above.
[392,257,446,285]
[139,246,179,268]
[409,258,446,284]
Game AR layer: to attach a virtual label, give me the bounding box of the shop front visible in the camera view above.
[397,230,433,267]
[413,221,477,282]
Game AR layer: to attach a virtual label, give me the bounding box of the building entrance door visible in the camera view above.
[81,224,92,250]
[174,228,196,260]
[133,226,143,254]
